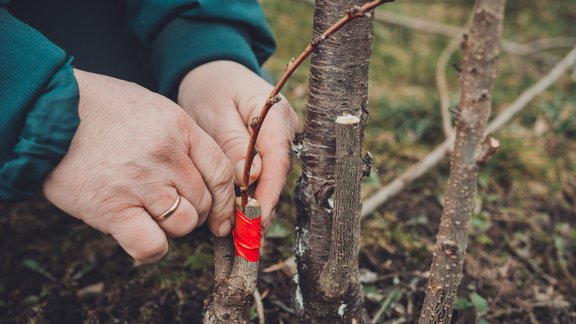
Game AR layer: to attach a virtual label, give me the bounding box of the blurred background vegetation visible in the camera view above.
[264,0,576,322]
[1,0,575,323]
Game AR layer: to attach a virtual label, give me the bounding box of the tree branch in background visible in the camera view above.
[361,44,576,218]
[374,10,575,65]
[436,37,461,138]
[419,1,505,322]
[485,45,576,134]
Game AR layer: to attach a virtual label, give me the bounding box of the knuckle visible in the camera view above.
[217,130,247,157]
[195,189,213,225]
[211,157,234,189]
[133,236,168,263]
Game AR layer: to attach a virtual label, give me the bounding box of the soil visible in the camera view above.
[2,187,575,323]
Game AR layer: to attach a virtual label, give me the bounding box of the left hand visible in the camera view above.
[178,61,299,227]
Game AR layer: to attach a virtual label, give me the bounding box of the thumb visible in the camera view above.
[234,157,262,187]
[210,115,262,186]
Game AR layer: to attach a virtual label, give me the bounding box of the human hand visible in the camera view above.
[178,61,299,227]
[43,70,236,263]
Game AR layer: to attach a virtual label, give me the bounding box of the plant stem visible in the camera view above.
[419,0,506,322]
[240,0,394,206]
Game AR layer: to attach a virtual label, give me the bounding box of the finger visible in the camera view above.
[187,124,236,237]
[254,124,294,223]
[154,196,200,238]
[108,208,169,264]
[205,110,262,185]
[234,157,261,187]
[171,161,213,227]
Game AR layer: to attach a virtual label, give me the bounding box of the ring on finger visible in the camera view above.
[152,195,181,222]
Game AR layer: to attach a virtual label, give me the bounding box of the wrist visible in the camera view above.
[0,58,80,202]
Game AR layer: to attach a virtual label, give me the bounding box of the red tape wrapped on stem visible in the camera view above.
[232,207,262,262]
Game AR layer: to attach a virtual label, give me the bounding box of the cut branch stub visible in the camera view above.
[477,134,500,167]
[204,199,261,324]
[318,114,363,300]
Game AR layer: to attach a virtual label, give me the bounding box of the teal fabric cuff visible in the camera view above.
[127,0,275,99]
[0,58,80,202]
[151,17,263,98]
[0,8,69,161]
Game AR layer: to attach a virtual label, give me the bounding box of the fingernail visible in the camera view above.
[234,159,259,184]
[218,220,232,236]
[234,160,244,183]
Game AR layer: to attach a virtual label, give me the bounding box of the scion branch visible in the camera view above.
[240,0,394,206]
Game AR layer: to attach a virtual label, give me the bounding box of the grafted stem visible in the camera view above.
[240,0,395,206]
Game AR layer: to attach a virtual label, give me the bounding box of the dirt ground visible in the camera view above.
[1,183,575,323]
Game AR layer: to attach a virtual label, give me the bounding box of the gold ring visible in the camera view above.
[152,195,181,222]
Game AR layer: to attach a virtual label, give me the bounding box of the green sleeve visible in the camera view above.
[0,8,80,202]
[126,0,276,99]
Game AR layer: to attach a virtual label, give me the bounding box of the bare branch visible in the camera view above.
[361,45,576,218]
[373,10,575,63]
[486,45,576,134]
[436,37,462,137]
[253,290,265,324]
[419,1,506,321]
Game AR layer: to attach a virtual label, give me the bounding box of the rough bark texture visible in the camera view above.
[293,0,375,322]
[204,200,260,324]
[418,1,505,323]
[318,115,363,298]
[212,236,234,286]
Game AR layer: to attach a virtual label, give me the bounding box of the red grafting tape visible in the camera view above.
[232,207,262,262]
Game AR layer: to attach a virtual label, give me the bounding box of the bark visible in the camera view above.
[293,0,375,322]
[204,200,261,323]
[418,1,505,323]
[318,115,363,298]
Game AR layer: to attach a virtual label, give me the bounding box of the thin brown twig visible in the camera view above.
[436,37,461,138]
[240,0,395,206]
[253,290,265,324]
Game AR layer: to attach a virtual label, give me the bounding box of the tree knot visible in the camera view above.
[441,240,459,256]
[311,35,326,46]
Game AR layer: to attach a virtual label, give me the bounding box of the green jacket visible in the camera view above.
[0,0,275,201]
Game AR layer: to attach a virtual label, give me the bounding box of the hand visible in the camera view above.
[43,70,236,263]
[178,61,299,227]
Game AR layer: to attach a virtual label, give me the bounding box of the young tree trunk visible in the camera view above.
[293,0,375,322]
[419,1,505,323]
[204,200,261,323]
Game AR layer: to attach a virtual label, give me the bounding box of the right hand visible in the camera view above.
[43,70,236,264]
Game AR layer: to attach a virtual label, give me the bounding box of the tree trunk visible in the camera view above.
[419,1,505,323]
[204,200,261,323]
[293,0,375,322]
